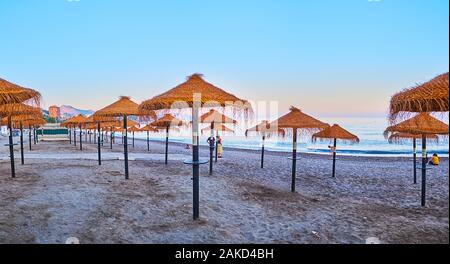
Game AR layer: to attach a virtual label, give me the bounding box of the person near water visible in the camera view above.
[429,153,439,166]
[216,135,223,158]
[207,135,215,149]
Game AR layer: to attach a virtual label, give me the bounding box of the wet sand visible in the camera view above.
[0,135,448,244]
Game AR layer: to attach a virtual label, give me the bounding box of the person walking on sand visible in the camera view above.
[216,135,223,158]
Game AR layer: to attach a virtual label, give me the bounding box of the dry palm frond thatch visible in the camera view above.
[245,120,286,138]
[0,78,41,106]
[201,124,234,133]
[270,106,329,135]
[384,113,449,138]
[0,103,42,118]
[139,74,252,116]
[388,132,439,144]
[389,72,449,122]
[200,109,237,124]
[150,114,184,128]
[312,124,359,143]
[93,96,156,121]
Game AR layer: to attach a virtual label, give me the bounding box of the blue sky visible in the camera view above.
[0,0,448,117]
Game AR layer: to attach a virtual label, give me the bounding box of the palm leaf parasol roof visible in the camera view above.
[93,96,155,121]
[312,124,359,143]
[201,124,234,133]
[384,113,449,137]
[245,120,286,137]
[150,114,184,127]
[389,72,449,122]
[269,106,329,133]
[127,126,142,133]
[60,114,88,126]
[388,132,439,144]
[139,74,252,113]
[0,78,41,106]
[200,109,237,124]
[140,124,159,132]
[0,103,42,117]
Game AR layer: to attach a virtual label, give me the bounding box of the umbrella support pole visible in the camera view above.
[192,94,200,220]
[124,116,129,179]
[147,131,149,151]
[79,126,82,151]
[332,138,337,178]
[74,128,77,147]
[165,126,169,164]
[261,134,265,169]
[69,128,71,144]
[413,139,417,184]
[28,126,32,151]
[421,135,427,206]
[8,117,15,178]
[34,127,37,145]
[215,131,219,162]
[133,132,135,148]
[20,122,24,165]
[110,127,113,149]
[291,128,297,192]
[97,123,101,165]
[209,123,214,175]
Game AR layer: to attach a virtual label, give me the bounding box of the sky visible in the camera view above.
[0,0,448,117]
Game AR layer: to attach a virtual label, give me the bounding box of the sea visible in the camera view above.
[131,117,449,157]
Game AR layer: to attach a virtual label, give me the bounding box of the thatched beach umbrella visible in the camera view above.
[0,103,41,178]
[200,109,237,174]
[63,114,88,151]
[245,120,286,169]
[0,78,41,106]
[127,126,142,148]
[93,96,154,179]
[150,114,184,164]
[312,124,359,178]
[1,113,44,164]
[139,73,251,220]
[61,115,82,146]
[389,72,449,122]
[269,106,329,192]
[388,132,438,184]
[140,124,158,151]
[385,113,449,206]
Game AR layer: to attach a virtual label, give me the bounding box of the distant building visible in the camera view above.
[48,105,61,120]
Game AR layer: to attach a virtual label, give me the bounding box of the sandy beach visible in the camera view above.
[0,134,448,244]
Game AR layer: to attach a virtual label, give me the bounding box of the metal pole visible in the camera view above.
[215,130,219,162]
[147,130,150,151]
[332,138,337,178]
[132,131,135,148]
[421,135,426,206]
[8,117,15,178]
[291,128,297,192]
[79,125,82,151]
[261,133,265,169]
[165,126,169,164]
[74,126,77,147]
[124,115,129,179]
[413,138,417,184]
[192,93,200,220]
[34,126,37,145]
[69,127,71,144]
[97,122,101,166]
[20,122,24,165]
[209,122,214,175]
[110,127,113,149]
[29,125,32,151]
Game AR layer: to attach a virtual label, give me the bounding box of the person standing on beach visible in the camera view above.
[207,135,215,150]
[216,135,223,158]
